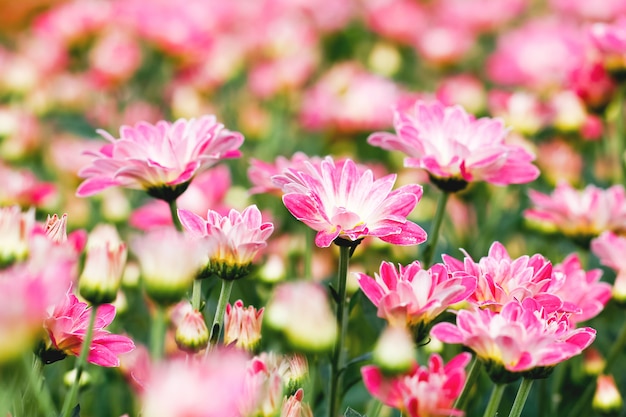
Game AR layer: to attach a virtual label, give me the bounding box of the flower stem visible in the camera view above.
[422,191,450,268]
[482,383,506,417]
[329,244,351,417]
[453,356,482,414]
[304,226,313,279]
[191,279,202,311]
[209,279,234,346]
[167,199,184,232]
[60,306,97,417]
[508,378,533,417]
[150,305,167,360]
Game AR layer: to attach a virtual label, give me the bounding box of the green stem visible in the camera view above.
[22,354,57,417]
[60,306,97,417]
[304,227,313,279]
[567,319,626,417]
[191,279,203,311]
[508,378,533,417]
[167,199,184,232]
[482,383,506,417]
[453,357,482,414]
[209,279,234,346]
[150,305,167,360]
[329,245,351,417]
[422,191,450,268]
[615,83,625,185]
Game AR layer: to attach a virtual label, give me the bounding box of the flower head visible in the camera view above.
[356,261,476,342]
[76,116,244,201]
[361,352,471,417]
[431,298,596,382]
[524,182,626,246]
[224,300,264,351]
[0,206,34,267]
[368,100,539,191]
[43,289,135,367]
[178,205,274,280]
[591,231,626,302]
[272,156,426,248]
[589,16,626,78]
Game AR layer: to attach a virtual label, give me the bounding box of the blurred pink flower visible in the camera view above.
[435,74,487,115]
[550,0,626,22]
[486,19,586,92]
[44,290,135,367]
[272,156,426,248]
[361,352,471,417]
[414,25,475,66]
[368,100,539,191]
[130,166,231,230]
[535,140,583,186]
[119,343,151,393]
[589,16,626,76]
[356,261,476,340]
[0,161,56,208]
[241,353,284,417]
[76,116,244,201]
[141,349,249,417]
[363,0,428,45]
[568,59,616,113]
[248,152,321,196]
[224,300,264,350]
[0,206,34,265]
[524,182,626,242]
[431,298,596,381]
[178,205,274,280]
[549,253,611,323]
[487,90,549,136]
[88,29,142,87]
[591,231,626,301]
[435,0,528,33]
[442,242,562,312]
[281,388,313,417]
[299,62,405,133]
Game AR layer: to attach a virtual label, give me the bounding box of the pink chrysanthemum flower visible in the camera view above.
[368,100,539,192]
[524,182,626,245]
[442,241,562,312]
[248,152,322,196]
[548,253,611,323]
[43,289,135,367]
[178,205,274,280]
[589,16,626,77]
[76,116,244,201]
[591,231,626,302]
[361,352,471,417]
[431,298,596,382]
[356,261,476,342]
[272,156,427,248]
[224,300,265,351]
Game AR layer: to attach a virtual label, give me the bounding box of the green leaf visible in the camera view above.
[344,407,366,417]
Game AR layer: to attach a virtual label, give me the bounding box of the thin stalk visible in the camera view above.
[453,357,482,414]
[167,199,184,232]
[150,305,167,360]
[191,279,203,311]
[329,245,351,417]
[23,354,57,417]
[304,227,313,279]
[60,306,97,417]
[209,279,235,346]
[508,378,534,417]
[567,318,626,417]
[365,399,383,417]
[482,383,506,417]
[422,191,450,268]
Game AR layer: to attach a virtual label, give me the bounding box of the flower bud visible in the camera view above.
[224,300,264,351]
[79,224,127,305]
[584,348,606,376]
[372,326,416,375]
[0,206,34,268]
[593,375,623,416]
[175,309,209,353]
[281,388,313,417]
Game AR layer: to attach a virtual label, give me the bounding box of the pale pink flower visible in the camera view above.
[272,156,426,247]
[175,309,209,353]
[141,349,249,417]
[548,254,611,323]
[130,166,231,230]
[591,231,626,301]
[535,140,583,186]
[0,206,34,265]
[362,0,428,45]
[0,161,55,208]
[593,374,624,414]
[524,182,626,242]
[178,205,274,280]
[431,298,596,380]
[550,0,626,22]
[76,116,244,201]
[33,0,112,45]
[241,353,285,417]
[435,0,528,33]
[361,352,471,417]
[486,19,586,92]
[224,300,264,350]
[88,29,142,87]
[119,343,151,393]
[281,388,313,417]
[442,241,561,312]
[44,289,135,367]
[413,25,475,66]
[356,261,476,340]
[487,90,549,136]
[368,100,539,191]
[435,74,487,115]
[299,62,405,133]
[248,152,321,196]
[589,17,626,55]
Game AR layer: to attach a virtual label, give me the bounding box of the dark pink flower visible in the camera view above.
[44,290,135,367]
[272,156,426,248]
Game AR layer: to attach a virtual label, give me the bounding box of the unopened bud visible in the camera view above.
[593,374,623,416]
[373,326,416,375]
[224,300,264,351]
[281,388,313,417]
[584,348,606,376]
[175,309,209,353]
[0,206,34,267]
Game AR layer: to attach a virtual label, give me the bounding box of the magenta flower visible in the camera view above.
[356,261,476,341]
[524,182,626,244]
[431,298,596,382]
[178,205,274,280]
[591,231,626,302]
[44,289,135,367]
[361,352,471,417]
[368,100,539,191]
[272,156,427,248]
[442,241,561,312]
[76,116,244,201]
